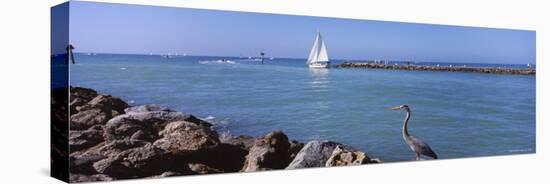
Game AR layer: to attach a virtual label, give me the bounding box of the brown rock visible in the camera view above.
[72,139,149,159]
[325,146,371,167]
[220,134,255,150]
[153,121,220,155]
[70,109,110,130]
[93,144,173,179]
[103,111,212,142]
[69,125,104,153]
[70,95,129,130]
[69,154,106,175]
[69,87,98,114]
[242,131,292,172]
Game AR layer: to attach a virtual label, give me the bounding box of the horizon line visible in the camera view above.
[67,51,535,65]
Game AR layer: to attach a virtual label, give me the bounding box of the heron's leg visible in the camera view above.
[415,153,420,161]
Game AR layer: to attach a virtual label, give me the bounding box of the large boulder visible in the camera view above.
[325,145,373,167]
[70,95,129,130]
[93,144,173,179]
[241,131,292,172]
[69,139,151,175]
[153,121,220,155]
[103,111,212,142]
[70,109,110,130]
[77,95,128,113]
[69,125,104,153]
[286,140,357,169]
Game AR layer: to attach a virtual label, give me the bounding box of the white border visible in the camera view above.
[0,0,546,183]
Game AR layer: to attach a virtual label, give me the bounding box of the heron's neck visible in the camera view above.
[402,108,411,137]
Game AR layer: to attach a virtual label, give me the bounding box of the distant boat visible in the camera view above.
[307,32,329,68]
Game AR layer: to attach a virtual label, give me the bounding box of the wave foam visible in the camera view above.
[198,60,236,65]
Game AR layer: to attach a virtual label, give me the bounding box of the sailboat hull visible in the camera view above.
[308,62,330,68]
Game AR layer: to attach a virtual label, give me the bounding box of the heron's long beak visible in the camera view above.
[390,106,402,110]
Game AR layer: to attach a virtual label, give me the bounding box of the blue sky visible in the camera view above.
[68,1,535,64]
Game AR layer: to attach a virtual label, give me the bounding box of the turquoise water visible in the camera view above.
[70,54,536,162]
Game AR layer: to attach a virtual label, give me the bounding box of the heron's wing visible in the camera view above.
[409,136,438,159]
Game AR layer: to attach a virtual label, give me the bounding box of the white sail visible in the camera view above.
[307,32,329,66]
[317,39,329,62]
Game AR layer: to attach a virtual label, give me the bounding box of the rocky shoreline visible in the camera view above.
[335,62,536,75]
[63,87,380,182]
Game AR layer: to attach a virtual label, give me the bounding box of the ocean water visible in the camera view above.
[69,53,536,162]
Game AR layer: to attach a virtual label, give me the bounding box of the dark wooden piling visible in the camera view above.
[335,62,535,75]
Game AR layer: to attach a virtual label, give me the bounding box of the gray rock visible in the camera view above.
[95,140,150,158]
[79,95,128,113]
[103,111,212,142]
[153,121,220,155]
[220,134,255,150]
[72,139,150,159]
[93,144,172,179]
[125,104,174,114]
[70,95,129,130]
[130,130,155,142]
[69,154,107,175]
[242,131,291,172]
[69,125,104,153]
[69,87,98,114]
[70,109,110,130]
[286,140,357,169]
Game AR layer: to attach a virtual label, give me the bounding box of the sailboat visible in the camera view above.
[307,32,330,68]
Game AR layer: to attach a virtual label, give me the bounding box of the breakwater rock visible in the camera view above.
[335,62,535,75]
[65,87,380,182]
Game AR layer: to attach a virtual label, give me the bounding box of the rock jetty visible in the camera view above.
[62,87,380,182]
[335,62,535,75]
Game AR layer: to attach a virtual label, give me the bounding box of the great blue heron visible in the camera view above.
[390,104,438,160]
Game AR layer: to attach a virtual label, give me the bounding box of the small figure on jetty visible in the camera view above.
[390,104,438,160]
[66,44,75,64]
[260,51,265,64]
